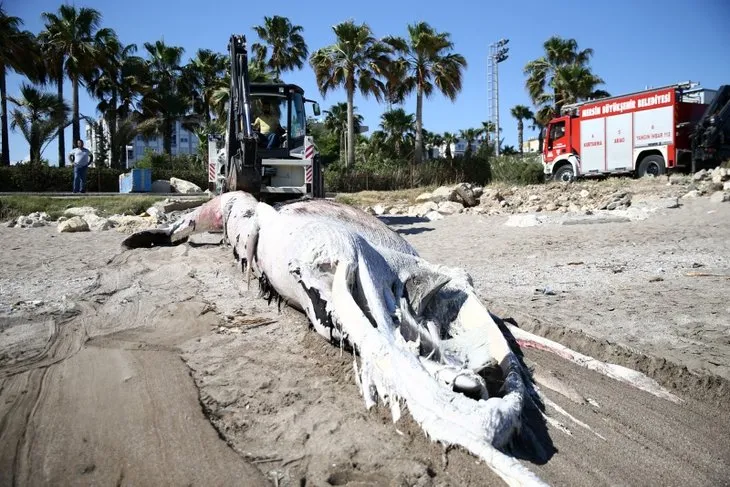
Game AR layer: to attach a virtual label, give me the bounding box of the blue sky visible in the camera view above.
[5,0,730,164]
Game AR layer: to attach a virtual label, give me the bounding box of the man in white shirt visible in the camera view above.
[69,139,93,193]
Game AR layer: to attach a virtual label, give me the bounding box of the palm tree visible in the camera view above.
[310,20,391,167]
[209,62,271,121]
[423,130,443,160]
[37,29,67,166]
[324,102,362,162]
[459,128,480,158]
[40,5,117,146]
[442,131,458,161]
[510,105,534,154]
[530,109,550,152]
[480,120,495,144]
[88,39,147,168]
[552,64,609,107]
[524,36,606,119]
[252,16,308,79]
[139,40,187,154]
[379,107,415,157]
[9,84,70,163]
[184,49,227,124]
[384,22,467,165]
[181,49,227,162]
[1,8,41,165]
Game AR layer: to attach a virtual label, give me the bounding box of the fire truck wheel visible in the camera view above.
[553,164,575,182]
[638,155,666,177]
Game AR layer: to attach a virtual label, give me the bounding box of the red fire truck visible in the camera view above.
[542,82,730,181]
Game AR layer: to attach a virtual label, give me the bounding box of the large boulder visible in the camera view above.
[437,201,464,215]
[423,210,444,221]
[82,213,113,231]
[372,204,391,216]
[417,183,479,207]
[709,191,729,203]
[409,202,438,217]
[64,206,97,217]
[711,167,729,184]
[597,191,631,210]
[151,179,173,193]
[108,215,156,234]
[169,177,202,194]
[154,198,207,213]
[58,216,89,233]
[431,185,456,202]
[453,183,478,207]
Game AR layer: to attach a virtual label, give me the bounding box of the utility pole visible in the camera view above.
[488,39,509,157]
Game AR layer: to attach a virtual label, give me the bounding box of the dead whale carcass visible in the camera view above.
[121,192,679,486]
[123,194,548,485]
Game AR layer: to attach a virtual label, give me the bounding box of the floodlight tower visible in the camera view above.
[488,38,509,156]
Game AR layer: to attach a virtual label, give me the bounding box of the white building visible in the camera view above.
[522,138,540,153]
[428,138,486,159]
[85,118,200,168]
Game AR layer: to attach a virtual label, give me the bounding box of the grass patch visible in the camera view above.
[334,186,437,207]
[0,195,172,222]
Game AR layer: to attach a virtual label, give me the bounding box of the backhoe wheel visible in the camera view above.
[638,155,666,177]
[553,164,575,182]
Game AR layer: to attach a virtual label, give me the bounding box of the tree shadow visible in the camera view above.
[378,215,429,225]
[396,227,434,235]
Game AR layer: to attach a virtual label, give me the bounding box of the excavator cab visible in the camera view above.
[249,83,310,156]
[215,35,324,201]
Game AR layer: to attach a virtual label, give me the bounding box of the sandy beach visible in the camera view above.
[1,195,729,486]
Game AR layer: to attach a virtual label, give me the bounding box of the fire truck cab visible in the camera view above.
[542,82,727,182]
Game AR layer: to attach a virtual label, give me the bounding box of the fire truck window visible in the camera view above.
[550,122,565,140]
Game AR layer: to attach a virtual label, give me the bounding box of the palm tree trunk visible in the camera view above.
[340,131,345,164]
[72,74,81,144]
[0,66,9,166]
[30,127,41,163]
[414,85,423,165]
[164,117,173,154]
[346,87,355,168]
[57,71,66,167]
[518,119,524,154]
[109,89,118,168]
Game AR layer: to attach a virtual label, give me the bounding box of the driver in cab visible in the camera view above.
[253,102,282,149]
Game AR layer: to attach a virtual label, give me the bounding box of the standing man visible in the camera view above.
[69,139,93,194]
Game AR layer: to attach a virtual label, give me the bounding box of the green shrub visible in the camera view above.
[135,149,202,172]
[323,155,494,193]
[0,164,124,192]
[0,162,208,193]
[489,154,545,185]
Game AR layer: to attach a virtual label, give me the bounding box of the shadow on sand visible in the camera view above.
[378,215,429,225]
[490,312,557,465]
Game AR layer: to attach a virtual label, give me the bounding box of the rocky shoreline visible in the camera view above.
[6,167,730,233]
[362,167,730,220]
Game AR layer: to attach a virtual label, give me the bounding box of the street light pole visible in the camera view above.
[488,39,509,157]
